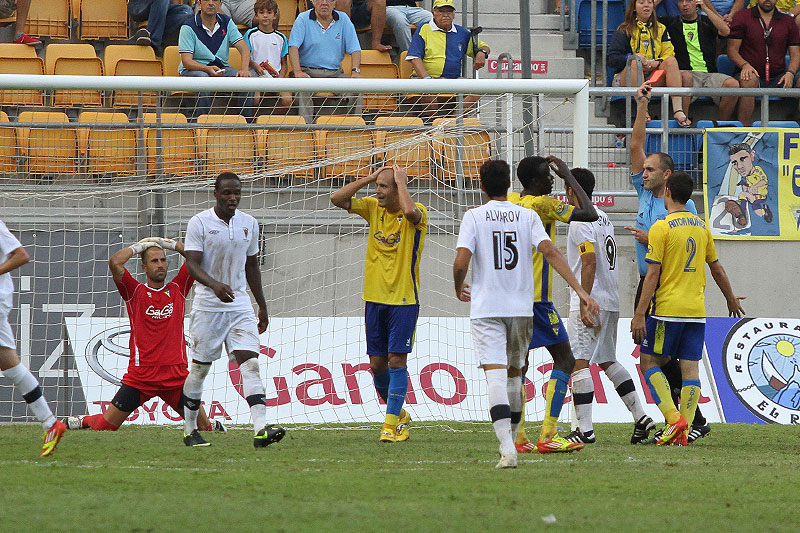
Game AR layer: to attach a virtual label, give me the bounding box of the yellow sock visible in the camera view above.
[680,380,701,426]
[383,413,399,430]
[644,367,680,424]
[515,383,529,444]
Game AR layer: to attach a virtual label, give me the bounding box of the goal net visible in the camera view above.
[0,74,589,428]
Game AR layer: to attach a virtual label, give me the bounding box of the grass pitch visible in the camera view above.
[1,422,798,532]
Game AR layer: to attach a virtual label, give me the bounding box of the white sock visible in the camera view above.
[485,368,515,456]
[605,362,647,421]
[239,358,267,433]
[182,362,209,434]
[506,375,523,441]
[571,367,594,434]
[3,362,55,430]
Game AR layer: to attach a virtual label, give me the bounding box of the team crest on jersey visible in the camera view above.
[555,203,569,216]
[723,318,800,424]
[548,310,560,335]
[164,289,171,298]
[243,227,249,239]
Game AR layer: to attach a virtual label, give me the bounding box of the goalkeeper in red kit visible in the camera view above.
[65,237,224,432]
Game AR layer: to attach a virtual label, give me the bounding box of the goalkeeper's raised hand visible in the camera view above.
[139,236,178,250]
[129,239,162,255]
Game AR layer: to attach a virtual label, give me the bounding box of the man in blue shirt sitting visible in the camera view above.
[288,0,363,123]
[179,0,252,117]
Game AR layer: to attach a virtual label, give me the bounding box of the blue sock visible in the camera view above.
[373,368,389,402]
[547,369,570,419]
[386,367,408,417]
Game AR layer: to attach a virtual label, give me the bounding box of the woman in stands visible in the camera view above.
[608,0,691,126]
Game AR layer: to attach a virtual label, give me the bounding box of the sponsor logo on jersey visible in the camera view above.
[209,230,220,235]
[146,302,174,320]
[723,318,800,424]
[374,231,401,246]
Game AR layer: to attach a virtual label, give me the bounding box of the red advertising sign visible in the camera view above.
[487,59,549,74]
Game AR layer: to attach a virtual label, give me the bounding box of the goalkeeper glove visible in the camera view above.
[129,239,162,255]
[139,237,178,250]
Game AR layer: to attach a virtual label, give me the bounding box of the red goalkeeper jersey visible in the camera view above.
[114,265,194,389]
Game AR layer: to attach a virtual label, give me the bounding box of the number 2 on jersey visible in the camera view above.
[492,231,518,270]
[684,237,697,272]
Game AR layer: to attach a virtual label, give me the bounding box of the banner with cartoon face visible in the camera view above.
[706,317,800,424]
[703,128,800,240]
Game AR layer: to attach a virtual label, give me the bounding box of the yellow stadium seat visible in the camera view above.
[228,47,243,71]
[0,111,16,175]
[314,116,373,179]
[374,116,430,179]
[78,111,137,177]
[24,0,70,39]
[399,51,413,79]
[17,111,77,176]
[143,113,197,177]
[104,45,163,108]
[339,55,398,112]
[0,44,39,58]
[431,117,491,180]
[360,50,393,65]
[197,114,255,177]
[79,0,128,39]
[162,46,182,76]
[46,44,104,107]
[276,0,298,34]
[0,57,45,106]
[255,115,314,178]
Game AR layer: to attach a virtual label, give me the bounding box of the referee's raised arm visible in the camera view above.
[630,82,652,176]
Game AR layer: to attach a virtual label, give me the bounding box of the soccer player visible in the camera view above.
[0,218,66,457]
[624,81,710,444]
[632,171,744,446]
[181,172,286,448]
[454,160,600,466]
[564,168,654,445]
[507,155,598,454]
[65,238,222,433]
[330,164,425,443]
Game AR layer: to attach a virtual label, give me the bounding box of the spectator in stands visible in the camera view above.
[729,0,800,28]
[655,0,681,17]
[0,0,40,45]
[244,0,293,112]
[608,0,692,126]
[728,0,800,125]
[288,0,363,123]
[129,0,193,53]
[178,0,252,118]
[333,1,392,52]
[385,1,432,52]
[404,0,489,113]
[705,0,738,24]
[661,0,740,120]
[221,0,259,27]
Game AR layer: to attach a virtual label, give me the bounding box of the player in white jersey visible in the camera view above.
[564,168,655,445]
[181,172,286,448]
[453,160,599,468]
[0,219,67,456]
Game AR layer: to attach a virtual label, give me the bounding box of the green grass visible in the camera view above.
[1,422,798,532]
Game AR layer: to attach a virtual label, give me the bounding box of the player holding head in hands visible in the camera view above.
[632,171,744,446]
[0,219,66,456]
[564,168,654,445]
[453,160,599,468]
[182,172,285,448]
[330,165,427,443]
[507,155,599,453]
[66,238,223,434]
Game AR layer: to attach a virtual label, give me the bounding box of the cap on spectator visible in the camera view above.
[432,0,456,10]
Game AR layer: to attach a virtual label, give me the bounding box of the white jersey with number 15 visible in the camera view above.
[456,200,550,319]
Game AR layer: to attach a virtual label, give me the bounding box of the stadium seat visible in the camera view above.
[16,111,78,177]
[197,114,255,177]
[162,46,182,76]
[255,115,315,178]
[696,119,744,150]
[0,111,16,175]
[339,53,399,112]
[0,51,45,106]
[79,0,128,39]
[360,50,394,66]
[431,117,491,180]
[228,47,243,71]
[314,116,374,178]
[143,113,197,177]
[577,0,624,48]
[78,111,137,177]
[24,0,71,39]
[45,43,104,107]
[716,55,735,76]
[753,121,800,127]
[104,45,163,108]
[645,119,699,173]
[399,50,413,79]
[276,0,299,35]
[374,117,430,179]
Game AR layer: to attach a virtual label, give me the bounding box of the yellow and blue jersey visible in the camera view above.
[646,211,718,319]
[406,21,488,79]
[508,193,574,303]
[349,196,428,305]
[739,165,768,199]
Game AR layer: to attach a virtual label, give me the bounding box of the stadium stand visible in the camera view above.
[374,116,430,179]
[341,52,399,113]
[0,45,44,106]
[0,111,15,176]
[143,112,197,177]
[431,117,490,180]
[399,50,413,79]
[577,0,624,48]
[645,119,700,175]
[314,115,373,178]
[104,45,163,107]
[255,115,315,178]
[22,0,71,40]
[16,111,77,179]
[79,0,129,40]
[78,111,137,178]
[46,43,104,108]
[197,114,255,177]
[276,0,299,36]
